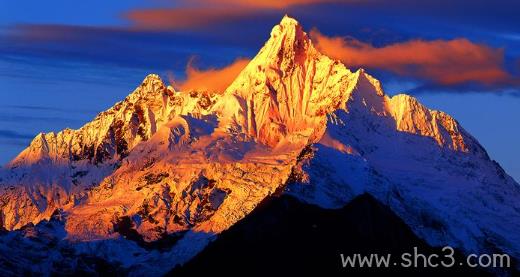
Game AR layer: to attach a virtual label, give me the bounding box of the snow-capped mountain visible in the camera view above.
[1,15,519,275]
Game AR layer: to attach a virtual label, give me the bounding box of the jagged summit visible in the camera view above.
[7,73,202,169]
[127,74,171,99]
[266,15,315,65]
[279,14,299,26]
[221,16,353,146]
[8,74,168,169]
[1,15,519,275]
[143,73,162,82]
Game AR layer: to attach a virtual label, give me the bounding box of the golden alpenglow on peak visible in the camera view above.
[279,14,299,26]
[222,15,353,146]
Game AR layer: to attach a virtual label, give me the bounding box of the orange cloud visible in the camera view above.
[311,30,511,85]
[125,0,348,30]
[195,0,341,9]
[125,8,253,30]
[178,58,250,92]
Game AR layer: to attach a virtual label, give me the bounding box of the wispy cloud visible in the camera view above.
[0,112,84,124]
[177,58,250,92]
[4,105,99,115]
[312,30,516,87]
[190,0,342,9]
[0,22,256,75]
[122,0,351,31]
[5,105,59,112]
[0,130,34,140]
[124,8,259,31]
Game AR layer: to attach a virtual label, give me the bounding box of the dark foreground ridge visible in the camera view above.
[171,193,494,276]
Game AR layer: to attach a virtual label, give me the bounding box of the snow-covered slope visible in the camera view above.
[0,15,519,275]
[287,68,520,260]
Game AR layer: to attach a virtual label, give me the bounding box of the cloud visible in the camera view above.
[3,105,99,115]
[1,23,250,74]
[122,0,520,33]
[124,8,257,31]
[6,105,61,112]
[311,30,513,86]
[0,130,34,140]
[178,58,250,92]
[0,112,84,124]
[191,0,341,9]
[123,0,347,30]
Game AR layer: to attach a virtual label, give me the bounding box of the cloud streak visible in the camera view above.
[178,58,250,92]
[190,0,341,9]
[0,130,34,140]
[124,8,257,31]
[312,30,513,86]
[123,0,348,30]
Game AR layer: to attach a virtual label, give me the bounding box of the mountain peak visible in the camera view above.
[143,73,162,82]
[279,14,299,26]
[128,73,167,100]
[272,15,302,36]
[274,15,303,37]
[259,15,318,70]
[222,16,351,146]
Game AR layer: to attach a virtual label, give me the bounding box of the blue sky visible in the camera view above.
[0,0,519,181]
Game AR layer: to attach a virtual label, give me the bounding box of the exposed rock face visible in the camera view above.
[388,93,469,151]
[0,15,519,275]
[8,74,211,168]
[222,16,352,146]
[0,75,219,230]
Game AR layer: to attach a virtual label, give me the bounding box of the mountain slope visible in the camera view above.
[0,15,519,275]
[171,194,490,276]
[287,68,520,260]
